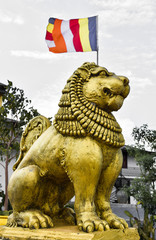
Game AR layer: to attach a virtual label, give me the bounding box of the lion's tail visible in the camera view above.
[13,115,51,170]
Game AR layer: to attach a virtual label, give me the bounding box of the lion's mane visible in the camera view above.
[53,62,125,147]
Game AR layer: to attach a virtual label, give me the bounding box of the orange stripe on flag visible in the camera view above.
[50,19,67,53]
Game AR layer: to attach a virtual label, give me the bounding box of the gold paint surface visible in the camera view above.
[8,62,130,233]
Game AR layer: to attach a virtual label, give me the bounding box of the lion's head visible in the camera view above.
[82,68,129,112]
[53,62,130,147]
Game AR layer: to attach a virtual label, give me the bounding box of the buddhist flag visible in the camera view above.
[45,16,98,53]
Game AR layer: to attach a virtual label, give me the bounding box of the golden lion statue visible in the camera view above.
[7,62,130,232]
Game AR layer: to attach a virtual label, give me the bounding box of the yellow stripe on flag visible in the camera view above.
[79,18,91,52]
[47,23,54,33]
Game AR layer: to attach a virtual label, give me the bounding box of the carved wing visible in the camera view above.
[13,115,51,170]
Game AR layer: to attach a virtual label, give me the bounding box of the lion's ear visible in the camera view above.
[77,66,90,79]
[91,67,113,77]
[91,67,105,75]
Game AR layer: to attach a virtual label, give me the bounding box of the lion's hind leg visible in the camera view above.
[7,165,55,229]
[7,210,54,229]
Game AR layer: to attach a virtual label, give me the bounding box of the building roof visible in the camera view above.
[122,167,141,178]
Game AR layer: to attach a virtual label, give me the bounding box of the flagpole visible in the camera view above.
[96,15,99,65]
[97,47,99,65]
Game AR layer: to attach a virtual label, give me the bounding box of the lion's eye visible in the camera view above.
[103,88,114,97]
[103,88,111,95]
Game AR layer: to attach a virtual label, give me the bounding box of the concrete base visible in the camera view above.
[0,225,140,240]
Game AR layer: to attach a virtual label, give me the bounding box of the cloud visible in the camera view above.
[0,10,12,23]
[31,83,62,118]
[118,118,135,145]
[10,50,93,61]
[124,70,154,98]
[126,71,154,89]
[100,32,112,38]
[0,10,24,25]
[151,69,156,75]
[91,0,156,25]
[14,16,24,25]
[11,50,55,59]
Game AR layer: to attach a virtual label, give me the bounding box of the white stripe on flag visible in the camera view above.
[61,20,76,52]
[46,40,55,48]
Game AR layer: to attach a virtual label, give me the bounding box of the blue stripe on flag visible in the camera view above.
[49,18,56,24]
[88,16,97,51]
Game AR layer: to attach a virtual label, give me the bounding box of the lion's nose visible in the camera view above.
[119,76,129,86]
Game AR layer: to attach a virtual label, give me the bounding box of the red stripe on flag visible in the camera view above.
[70,19,83,52]
[45,31,53,41]
[50,19,67,53]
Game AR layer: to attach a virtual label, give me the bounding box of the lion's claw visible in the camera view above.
[86,224,94,233]
[97,223,104,231]
[100,221,110,231]
[77,213,110,232]
[83,221,94,232]
[101,212,128,229]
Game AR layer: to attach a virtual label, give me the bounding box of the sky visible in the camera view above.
[0,0,156,147]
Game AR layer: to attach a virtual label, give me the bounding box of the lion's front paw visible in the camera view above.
[77,212,110,232]
[101,212,128,230]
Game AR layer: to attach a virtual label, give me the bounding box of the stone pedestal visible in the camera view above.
[0,225,140,240]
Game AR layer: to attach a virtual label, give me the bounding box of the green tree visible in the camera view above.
[125,124,156,240]
[0,80,39,211]
[132,124,156,151]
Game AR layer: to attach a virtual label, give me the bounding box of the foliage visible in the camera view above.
[0,210,12,216]
[124,125,156,240]
[0,80,39,162]
[125,205,155,240]
[132,124,156,151]
[0,80,39,210]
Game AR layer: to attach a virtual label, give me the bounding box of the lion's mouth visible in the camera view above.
[103,87,129,99]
